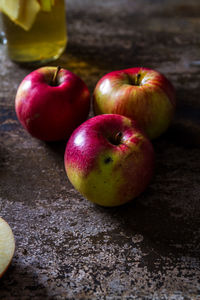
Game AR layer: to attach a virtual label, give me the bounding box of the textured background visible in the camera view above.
[0,0,200,299]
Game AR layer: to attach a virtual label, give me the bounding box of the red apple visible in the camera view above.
[0,217,15,278]
[93,67,176,140]
[15,66,90,141]
[64,114,154,207]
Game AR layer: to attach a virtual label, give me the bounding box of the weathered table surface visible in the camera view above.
[0,0,200,299]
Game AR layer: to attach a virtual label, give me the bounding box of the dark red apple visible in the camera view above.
[15,66,90,141]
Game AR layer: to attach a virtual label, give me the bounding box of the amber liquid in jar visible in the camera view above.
[2,0,67,64]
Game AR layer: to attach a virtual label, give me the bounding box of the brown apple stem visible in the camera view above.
[52,66,61,86]
[136,73,141,85]
[115,132,122,145]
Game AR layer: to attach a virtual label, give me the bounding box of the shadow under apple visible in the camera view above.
[92,137,200,263]
[0,263,52,299]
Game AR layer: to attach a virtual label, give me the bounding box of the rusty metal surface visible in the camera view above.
[0,0,200,299]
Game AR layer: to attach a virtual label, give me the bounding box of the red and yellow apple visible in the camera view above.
[0,217,15,278]
[15,66,90,141]
[64,114,154,207]
[93,67,176,140]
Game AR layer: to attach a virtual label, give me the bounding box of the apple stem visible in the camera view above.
[108,132,123,146]
[52,66,61,86]
[136,73,141,85]
[115,132,122,145]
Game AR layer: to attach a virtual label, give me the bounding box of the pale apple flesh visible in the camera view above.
[0,217,15,278]
[93,67,176,140]
[15,67,90,141]
[65,114,154,207]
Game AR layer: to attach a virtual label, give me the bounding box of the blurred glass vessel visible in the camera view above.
[0,0,67,64]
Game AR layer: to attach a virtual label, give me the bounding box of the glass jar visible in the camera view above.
[1,0,67,64]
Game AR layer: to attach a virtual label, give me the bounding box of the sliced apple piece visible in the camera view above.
[16,0,40,30]
[0,0,21,21]
[0,0,40,31]
[0,217,15,278]
[39,0,55,12]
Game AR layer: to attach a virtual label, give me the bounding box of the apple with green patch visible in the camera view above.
[93,67,176,140]
[64,114,154,207]
[0,217,15,278]
[15,66,90,141]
